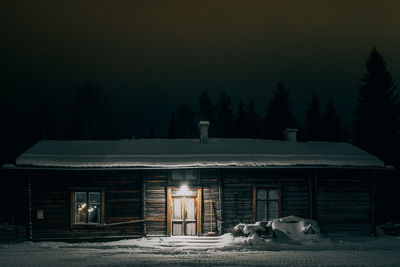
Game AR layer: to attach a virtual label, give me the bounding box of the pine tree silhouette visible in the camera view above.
[233,101,248,138]
[246,100,261,138]
[168,104,197,138]
[215,93,233,138]
[72,81,107,139]
[198,90,215,121]
[167,112,179,139]
[265,82,296,140]
[353,47,399,165]
[304,92,323,141]
[322,98,342,141]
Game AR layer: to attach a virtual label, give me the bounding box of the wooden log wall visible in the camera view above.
[143,171,168,236]
[1,171,27,227]
[281,177,310,219]
[221,169,310,233]
[24,167,379,239]
[0,223,26,241]
[30,170,143,241]
[200,170,220,235]
[315,169,374,236]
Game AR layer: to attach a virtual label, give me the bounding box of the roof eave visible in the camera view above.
[4,164,391,171]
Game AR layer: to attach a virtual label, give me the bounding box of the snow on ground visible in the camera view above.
[1,235,400,266]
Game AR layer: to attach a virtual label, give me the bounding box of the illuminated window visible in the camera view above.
[255,188,280,221]
[73,191,102,224]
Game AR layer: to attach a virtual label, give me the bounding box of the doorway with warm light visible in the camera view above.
[167,186,202,236]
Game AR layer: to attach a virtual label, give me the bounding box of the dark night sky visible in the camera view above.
[1,0,400,138]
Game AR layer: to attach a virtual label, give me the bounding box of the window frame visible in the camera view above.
[253,187,281,222]
[70,189,105,227]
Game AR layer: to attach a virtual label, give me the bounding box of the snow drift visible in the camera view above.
[271,216,321,241]
[233,216,321,242]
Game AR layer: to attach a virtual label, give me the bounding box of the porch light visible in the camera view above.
[177,184,194,196]
[180,184,189,192]
[171,184,196,197]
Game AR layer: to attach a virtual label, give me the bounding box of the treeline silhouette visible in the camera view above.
[168,80,344,142]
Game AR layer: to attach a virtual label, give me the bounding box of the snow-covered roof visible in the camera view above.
[15,139,385,169]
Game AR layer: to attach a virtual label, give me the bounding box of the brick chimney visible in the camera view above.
[199,121,210,144]
[284,128,298,142]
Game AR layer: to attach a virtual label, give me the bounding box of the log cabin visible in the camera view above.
[3,122,391,241]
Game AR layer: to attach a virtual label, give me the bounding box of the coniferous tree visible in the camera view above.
[198,90,215,121]
[322,98,342,141]
[265,82,296,140]
[233,101,248,138]
[304,92,323,141]
[353,47,400,165]
[168,112,179,138]
[72,81,107,139]
[215,93,233,137]
[175,104,197,138]
[246,100,261,138]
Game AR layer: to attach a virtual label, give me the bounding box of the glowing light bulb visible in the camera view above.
[180,184,189,191]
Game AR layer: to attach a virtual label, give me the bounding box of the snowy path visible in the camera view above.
[1,236,400,266]
[1,246,400,266]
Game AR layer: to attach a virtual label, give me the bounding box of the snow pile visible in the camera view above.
[232,216,321,242]
[233,221,271,236]
[271,216,321,241]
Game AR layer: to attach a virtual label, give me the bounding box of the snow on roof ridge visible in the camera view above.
[36,138,351,143]
[15,162,384,169]
[21,153,376,159]
[15,138,385,168]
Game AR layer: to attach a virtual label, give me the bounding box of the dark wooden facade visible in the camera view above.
[28,170,143,241]
[14,167,380,241]
[220,168,377,237]
[315,169,375,236]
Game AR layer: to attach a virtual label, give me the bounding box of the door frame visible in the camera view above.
[167,187,202,236]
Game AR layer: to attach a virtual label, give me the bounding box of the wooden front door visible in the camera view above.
[167,187,201,236]
[172,197,196,236]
